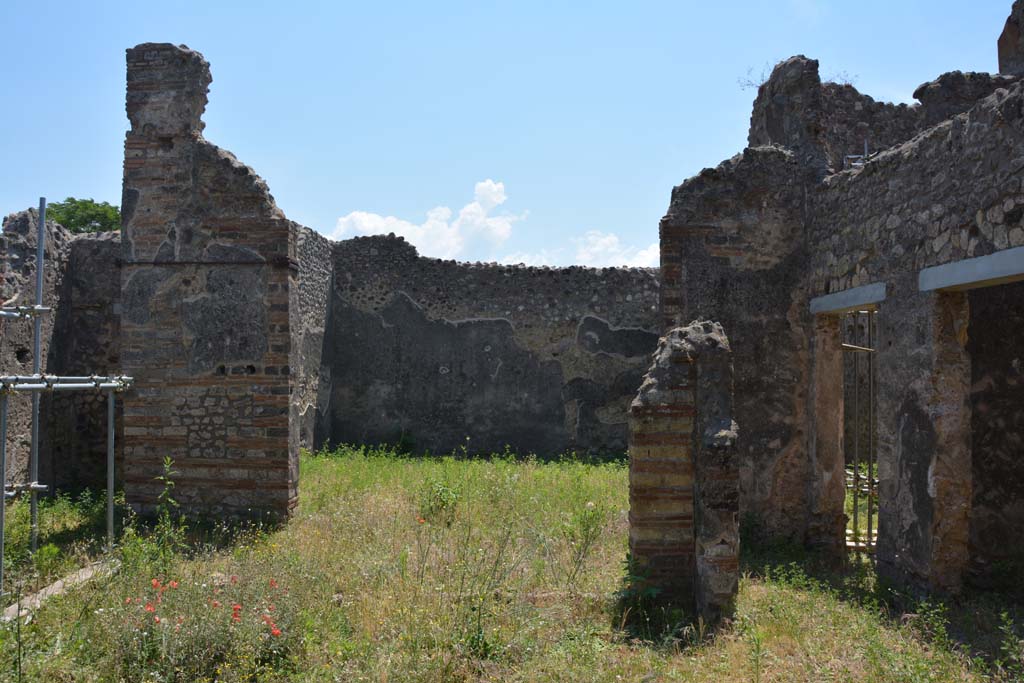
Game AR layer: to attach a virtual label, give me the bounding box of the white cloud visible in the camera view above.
[572,230,659,267]
[500,248,565,267]
[333,179,521,260]
[335,182,656,268]
[500,230,658,268]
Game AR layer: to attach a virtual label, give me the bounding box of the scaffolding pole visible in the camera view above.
[106,391,115,550]
[0,394,7,593]
[29,197,45,553]
[0,196,133,593]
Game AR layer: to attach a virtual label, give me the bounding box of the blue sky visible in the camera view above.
[0,1,1011,266]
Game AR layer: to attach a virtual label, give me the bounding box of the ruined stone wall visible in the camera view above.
[659,145,815,542]
[966,280,1024,587]
[326,235,660,456]
[749,56,1019,176]
[628,321,739,624]
[120,43,298,517]
[1000,0,1024,76]
[43,232,123,490]
[292,226,332,451]
[805,80,1024,592]
[749,56,920,175]
[0,209,72,486]
[0,213,124,492]
[663,14,1024,569]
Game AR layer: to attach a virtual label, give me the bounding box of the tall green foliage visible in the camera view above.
[46,196,120,233]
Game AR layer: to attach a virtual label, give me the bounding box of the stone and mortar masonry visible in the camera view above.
[660,5,1024,593]
[660,145,814,544]
[327,235,660,457]
[1,42,661,516]
[0,212,123,492]
[806,79,1024,592]
[628,321,739,624]
[120,44,298,517]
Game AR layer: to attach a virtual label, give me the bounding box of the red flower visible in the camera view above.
[211,600,221,609]
[154,616,161,624]
[144,603,155,613]
[417,516,426,524]
[169,580,179,589]
[232,614,241,623]
[270,627,281,637]
[269,578,278,589]
[151,578,161,590]
[231,604,242,612]
[124,597,132,605]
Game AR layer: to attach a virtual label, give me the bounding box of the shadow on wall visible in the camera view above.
[324,291,660,458]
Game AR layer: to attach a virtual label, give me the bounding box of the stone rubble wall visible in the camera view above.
[292,225,333,452]
[804,81,1024,592]
[661,3,1024,591]
[0,210,72,486]
[628,321,739,624]
[326,235,661,456]
[43,231,123,490]
[0,213,124,493]
[1000,0,1024,75]
[749,56,1019,176]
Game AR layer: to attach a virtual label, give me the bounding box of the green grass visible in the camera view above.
[0,490,124,592]
[0,446,1019,681]
[844,463,878,544]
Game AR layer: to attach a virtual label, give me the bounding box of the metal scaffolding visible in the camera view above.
[0,198,133,593]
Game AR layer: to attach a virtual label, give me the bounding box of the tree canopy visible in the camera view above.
[46,197,121,233]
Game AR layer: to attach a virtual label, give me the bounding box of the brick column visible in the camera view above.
[120,43,298,518]
[629,321,739,623]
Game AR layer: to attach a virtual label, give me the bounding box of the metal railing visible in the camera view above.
[843,309,877,553]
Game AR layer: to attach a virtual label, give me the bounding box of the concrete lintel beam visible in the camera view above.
[809,282,886,315]
[918,246,1024,292]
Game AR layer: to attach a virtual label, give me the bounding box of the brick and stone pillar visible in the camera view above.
[876,284,971,593]
[119,43,298,517]
[806,314,846,555]
[629,321,739,624]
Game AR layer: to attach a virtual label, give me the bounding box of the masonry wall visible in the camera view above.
[0,210,72,487]
[659,145,815,542]
[292,226,333,451]
[805,81,1024,590]
[0,213,125,492]
[120,43,298,517]
[43,232,123,490]
[326,235,660,456]
[749,56,1019,175]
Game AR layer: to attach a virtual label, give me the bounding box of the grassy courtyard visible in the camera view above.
[0,447,1019,681]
